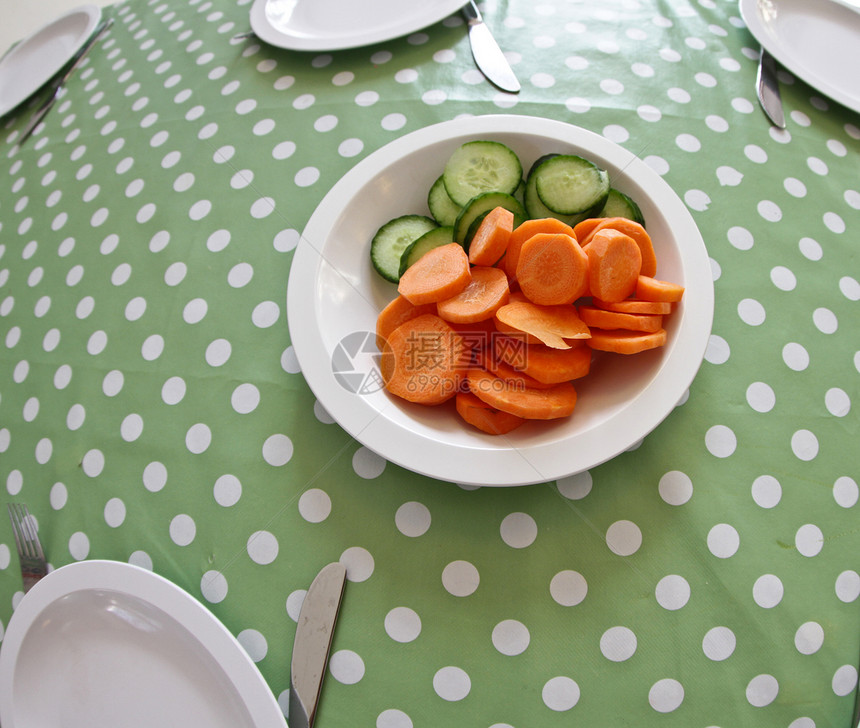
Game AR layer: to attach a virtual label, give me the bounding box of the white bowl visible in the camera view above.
[287,115,714,486]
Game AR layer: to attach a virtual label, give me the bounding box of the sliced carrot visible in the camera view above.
[586,328,668,354]
[398,243,471,305]
[467,367,578,419]
[572,217,603,242]
[585,229,642,303]
[505,218,576,284]
[580,217,657,278]
[380,313,472,405]
[516,233,589,306]
[494,317,542,345]
[495,300,590,349]
[485,354,556,390]
[455,390,525,435]
[592,298,673,315]
[437,266,510,324]
[376,294,438,350]
[468,206,514,267]
[494,335,591,384]
[578,304,662,333]
[635,275,685,303]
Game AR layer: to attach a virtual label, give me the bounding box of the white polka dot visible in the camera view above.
[550,570,587,606]
[237,629,267,663]
[206,338,232,366]
[600,626,637,661]
[823,211,845,234]
[341,546,374,582]
[655,574,691,609]
[384,607,421,643]
[143,461,167,492]
[186,423,211,454]
[121,413,143,442]
[500,512,537,548]
[442,560,479,597]
[717,166,744,187]
[82,449,105,477]
[782,342,809,371]
[751,475,781,508]
[658,471,692,505]
[675,133,700,152]
[836,571,860,602]
[746,674,778,707]
[705,334,730,364]
[812,307,838,334]
[753,574,784,608]
[352,446,385,478]
[297,488,330,523]
[329,650,365,685]
[252,300,280,328]
[795,524,823,557]
[69,531,90,560]
[707,524,739,558]
[231,383,260,414]
[791,429,819,461]
[262,434,293,466]
[649,678,684,713]
[247,530,278,565]
[542,676,580,711]
[606,520,642,556]
[833,476,858,508]
[738,298,766,325]
[746,381,775,412]
[795,621,824,655]
[395,501,431,537]
[702,626,736,661]
[169,514,196,546]
[201,570,228,603]
[104,497,126,527]
[832,665,858,697]
[492,619,530,656]
[250,196,275,218]
[376,709,413,728]
[228,262,253,288]
[433,666,470,701]
[705,425,736,458]
[757,200,782,222]
[556,471,592,499]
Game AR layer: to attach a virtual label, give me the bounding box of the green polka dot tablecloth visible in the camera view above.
[1,0,858,725]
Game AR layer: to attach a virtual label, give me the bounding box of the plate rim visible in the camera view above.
[0,560,287,728]
[286,114,715,487]
[249,0,468,51]
[738,0,860,114]
[0,4,102,118]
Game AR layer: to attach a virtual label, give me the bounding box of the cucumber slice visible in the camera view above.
[427,175,462,227]
[398,226,455,277]
[453,191,527,248]
[533,154,610,216]
[442,140,523,207]
[523,173,582,226]
[370,214,438,282]
[598,188,645,226]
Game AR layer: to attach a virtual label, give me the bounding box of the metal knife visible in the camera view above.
[19,17,113,144]
[462,0,520,93]
[756,48,785,129]
[289,562,347,728]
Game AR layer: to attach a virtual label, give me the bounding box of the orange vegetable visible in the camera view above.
[380,314,472,404]
[455,390,525,435]
[484,355,557,390]
[437,266,510,324]
[580,217,657,278]
[468,206,514,267]
[635,275,685,303]
[505,218,576,284]
[586,328,668,354]
[516,233,589,305]
[495,300,590,349]
[494,335,591,384]
[578,304,663,333]
[376,294,438,350]
[572,217,603,242]
[467,367,578,419]
[585,229,642,303]
[592,298,672,315]
[398,243,471,305]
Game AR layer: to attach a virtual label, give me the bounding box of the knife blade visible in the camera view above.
[756,48,785,129]
[289,562,347,728]
[462,0,520,93]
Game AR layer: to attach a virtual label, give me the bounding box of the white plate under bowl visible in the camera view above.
[0,4,101,118]
[250,0,467,51]
[0,560,287,728]
[739,0,860,114]
[286,115,714,487]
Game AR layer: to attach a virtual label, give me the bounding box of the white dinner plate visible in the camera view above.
[286,115,714,487]
[0,561,287,728]
[739,0,860,114]
[250,0,467,51]
[0,4,101,118]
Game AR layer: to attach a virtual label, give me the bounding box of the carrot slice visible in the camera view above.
[495,300,590,349]
[505,218,576,284]
[467,367,578,419]
[380,313,472,404]
[516,233,589,306]
[635,275,685,303]
[494,317,543,345]
[484,356,556,390]
[455,390,525,435]
[578,305,663,333]
[437,266,510,324]
[376,294,438,350]
[585,229,642,303]
[468,206,514,267]
[572,217,603,242]
[592,298,672,315]
[398,243,471,305]
[586,328,668,354]
[580,217,657,278]
[494,335,591,384]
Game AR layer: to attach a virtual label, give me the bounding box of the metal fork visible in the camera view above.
[7,503,48,592]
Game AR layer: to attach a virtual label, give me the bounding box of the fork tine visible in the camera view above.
[8,503,26,554]
[8,503,45,560]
